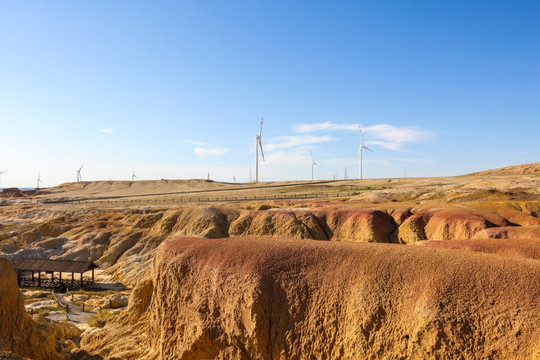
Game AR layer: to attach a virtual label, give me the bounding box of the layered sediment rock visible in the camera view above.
[398,211,433,244]
[424,209,510,241]
[2,205,540,284]
[0,258,81,360]
[315,209,397,242]
[82,236,540,359]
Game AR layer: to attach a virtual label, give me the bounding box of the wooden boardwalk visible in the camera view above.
[49,292,95,326]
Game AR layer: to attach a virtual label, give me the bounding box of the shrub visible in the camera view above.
[88,310,114,328]
[37,309,50,317]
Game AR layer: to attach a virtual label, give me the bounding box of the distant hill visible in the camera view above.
[467,162,540,176]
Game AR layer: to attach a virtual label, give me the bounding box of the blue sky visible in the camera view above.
[1,1,539,187]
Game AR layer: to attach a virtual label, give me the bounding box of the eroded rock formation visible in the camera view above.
[82,236,540,359]
[3,203,540,285]
[0,258,81,360]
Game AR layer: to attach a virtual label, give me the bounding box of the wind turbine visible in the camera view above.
[311,151,319,181]
[76,164,84,182]
[357,127,373,180]
[255,118,265,182]
[131,166,138,181]
[36,173,43,189]
[0,170,6,187]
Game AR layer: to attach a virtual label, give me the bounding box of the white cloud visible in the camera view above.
[263,151,311,167]
[294,122,358,132]
[194,146,230,157]
[264,135,333,151]
[294,121,433,151]
[100,128,114,134]
[362,124,432,150]
[184,139,208,146]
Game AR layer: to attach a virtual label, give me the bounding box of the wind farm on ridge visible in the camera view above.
[1,119,377,190]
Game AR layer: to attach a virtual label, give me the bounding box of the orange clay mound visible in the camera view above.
[398,210,433,243]
[81,237,540,359]
[424,209,510,241]
[417,238,540,260]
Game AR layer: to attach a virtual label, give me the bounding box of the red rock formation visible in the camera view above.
[314,209,397,243]
[390,208,413,226]
[424,209,511,241]
[398,210,433,244]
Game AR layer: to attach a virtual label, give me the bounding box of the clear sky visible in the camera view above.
[1,1,539,188]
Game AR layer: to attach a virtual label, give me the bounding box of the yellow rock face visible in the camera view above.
[0,258,82,360]
[82,236,540,359]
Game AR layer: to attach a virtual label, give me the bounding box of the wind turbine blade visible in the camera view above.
[259,139,265,161]
[79,163,84,171]
[259,118,263,137]
[364,145,374,152]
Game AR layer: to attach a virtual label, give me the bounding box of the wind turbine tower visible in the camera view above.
[36,173,43,189]
[76,164,84,182]
[357,127,373,180]
[311,151,319,181]
[255,118,265,182]
[0,170,6,187]
[131,166,138,181]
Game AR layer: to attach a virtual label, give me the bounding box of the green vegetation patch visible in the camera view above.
[88,310,115,328]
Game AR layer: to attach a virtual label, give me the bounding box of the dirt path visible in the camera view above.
[47,293,95,328]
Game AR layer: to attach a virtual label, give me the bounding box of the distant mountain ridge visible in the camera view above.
[467,162,540,176]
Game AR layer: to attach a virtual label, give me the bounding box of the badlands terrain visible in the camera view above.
[0,162,539,359]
